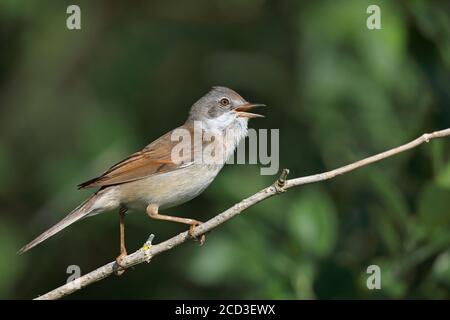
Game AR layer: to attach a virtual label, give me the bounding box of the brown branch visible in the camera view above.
[34,128,450,300]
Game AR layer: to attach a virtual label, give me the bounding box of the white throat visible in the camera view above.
[203,112,237,131]
[201,115,249,163]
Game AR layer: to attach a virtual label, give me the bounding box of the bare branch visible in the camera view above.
[35,128,450,300]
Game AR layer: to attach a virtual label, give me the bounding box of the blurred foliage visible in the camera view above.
[0,0,449,299]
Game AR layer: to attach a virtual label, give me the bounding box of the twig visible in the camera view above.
[34,128,450,300]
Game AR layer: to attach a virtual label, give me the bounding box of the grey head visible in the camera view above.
[187,86,264,123]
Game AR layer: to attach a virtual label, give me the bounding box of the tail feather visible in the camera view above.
[18,194,98,254]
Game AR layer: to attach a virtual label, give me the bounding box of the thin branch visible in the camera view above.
[35,128,450,300]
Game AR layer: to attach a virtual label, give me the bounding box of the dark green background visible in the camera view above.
[0,0,449,299]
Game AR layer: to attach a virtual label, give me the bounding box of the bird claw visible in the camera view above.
[198,234,206,246]
[114,254,127,276]
[189,223,206,246]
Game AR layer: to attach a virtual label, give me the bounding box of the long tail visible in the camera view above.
[17,194,99,254]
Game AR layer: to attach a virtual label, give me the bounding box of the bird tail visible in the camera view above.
[17,193,99,254]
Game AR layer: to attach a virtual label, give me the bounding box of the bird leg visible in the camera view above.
[114,207,128,276]
[146,204,206,245]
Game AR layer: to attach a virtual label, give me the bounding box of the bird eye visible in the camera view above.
[219,97,230,107]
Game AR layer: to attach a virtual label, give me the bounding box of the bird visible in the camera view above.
[18,86,265,273]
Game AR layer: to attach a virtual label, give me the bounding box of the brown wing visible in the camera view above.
[78,126,194,189]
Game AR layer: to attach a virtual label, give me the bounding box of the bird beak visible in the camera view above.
[234,103,266,119]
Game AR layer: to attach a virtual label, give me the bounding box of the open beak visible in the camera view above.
[234,103,266,119]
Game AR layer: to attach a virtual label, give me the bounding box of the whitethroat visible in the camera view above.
[18,86,265,274]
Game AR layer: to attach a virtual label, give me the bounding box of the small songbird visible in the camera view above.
[18,86,264,272]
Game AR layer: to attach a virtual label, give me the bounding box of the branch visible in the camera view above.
[35,128,450,300]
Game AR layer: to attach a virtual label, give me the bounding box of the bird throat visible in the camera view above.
[191,117,248,165]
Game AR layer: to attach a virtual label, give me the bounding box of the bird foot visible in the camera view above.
[114,253,127,276]
[189,222,206,246]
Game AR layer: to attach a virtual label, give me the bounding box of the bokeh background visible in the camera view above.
[0,0,449,299]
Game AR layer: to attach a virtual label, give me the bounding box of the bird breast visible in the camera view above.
[116,163,223,210]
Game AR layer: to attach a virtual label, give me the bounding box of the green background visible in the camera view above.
[0,0,449,299]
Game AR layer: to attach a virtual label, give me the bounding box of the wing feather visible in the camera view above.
[78,126,194,189]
